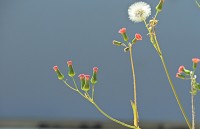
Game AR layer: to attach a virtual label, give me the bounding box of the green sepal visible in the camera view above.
[55,70,64,80]
[113,40,122,46]
[183,69,191,75]
[177,73,185,79]
[68,65,75,77]
[91,72,97,84]
[82,81,90,91]
[156,0,164,12]
[80,79,85,90]
[193,63,197,70]
[122,33,129,42]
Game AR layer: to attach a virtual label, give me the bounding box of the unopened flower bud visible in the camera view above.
[118,28,129,42]
[78,74,85,90]
[178,65,190,75]
[178,65,185,73]
[67,60,75,77]
[113,40,122,46]
[124,47,129,52]
[176,73,185,79]
[82,75,90,91]
[132,33,142,44]
[53,66,64,80]
[91,67,98,84]
[156,0,164,12]
[192,58,200,69]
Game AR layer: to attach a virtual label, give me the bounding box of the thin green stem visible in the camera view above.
[191,86,195,129]
[160,56,192,129]
[143,18,191,129]
[62,80,77,91]
[191,74,195,129]
[154,11,159,20]
[92,102,136,129]
[62,79,134,128]
[72,77,78,90]
[92,84,95,100]
[129,45,139,127]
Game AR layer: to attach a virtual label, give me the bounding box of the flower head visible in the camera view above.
[118,28,126,34]
[53,66,59,71]
[135,33,142,40]
[192,58,200,63]
[128,2,151,23]
[78,74,85,80]
[85,75,90,81]
[178,65,185,73]
[93,67,98,73]
[67,60,73,66]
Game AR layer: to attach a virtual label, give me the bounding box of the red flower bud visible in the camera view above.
[192,58,200,63]
[53,66,59,71]
[78,74,85,80]
[85,75,90,81]
[135,33,142,40]
[118,28,126,34]
[67,60,73,66]
[93,67,98,73]
[178,65,185,73]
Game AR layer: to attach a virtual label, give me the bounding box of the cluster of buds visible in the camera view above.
[79,67,99,92]
[113,28,142,52]
[176,58,200,95]
[176,58,200,79]
[53,60,99,93]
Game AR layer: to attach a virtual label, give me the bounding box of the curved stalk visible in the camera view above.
[62,79,136,129]
[160,55,192,129]
[92,101,136,129]
[143,19,191,129]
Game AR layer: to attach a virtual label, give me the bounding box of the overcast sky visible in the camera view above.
[0,0,200,123]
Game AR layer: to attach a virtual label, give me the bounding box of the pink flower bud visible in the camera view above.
[192,58,200,63]
[85,75,90,81]
[78,74,85,80]
[93,67,98,73]
[135,33,142,40]
[176,73,185,79]
[67,60,73,66]
[118,28,126,34]
[53,66,59,71]
[178,65,185,73]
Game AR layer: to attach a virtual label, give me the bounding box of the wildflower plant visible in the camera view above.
[53,0,198,129]
[176,58,200,129]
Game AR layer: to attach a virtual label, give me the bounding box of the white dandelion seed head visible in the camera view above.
[128,2,151,23]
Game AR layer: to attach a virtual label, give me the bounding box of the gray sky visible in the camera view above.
[0,0,200,123]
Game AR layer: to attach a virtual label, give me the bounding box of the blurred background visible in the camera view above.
[0,0,200,129]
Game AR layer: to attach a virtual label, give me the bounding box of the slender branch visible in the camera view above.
[92,102,136,129]
[160,56,192,129]
[191,87,195,129]
[72,77,78,89]
[191,78,195,129]
[92,84,95,100]
[144,18,192,129]
[129,45,139,127]
[62,79,135,128]
[62,80,77,91]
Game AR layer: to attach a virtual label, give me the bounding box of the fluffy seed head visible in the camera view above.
[128,2,151,23]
